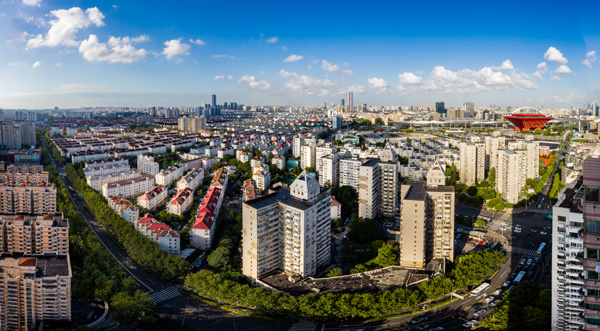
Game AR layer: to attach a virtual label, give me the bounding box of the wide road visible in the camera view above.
[44,136,293,331]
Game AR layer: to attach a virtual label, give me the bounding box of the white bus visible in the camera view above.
[513,271,526,284]
[471,282,490,296]
[537,242,546,255]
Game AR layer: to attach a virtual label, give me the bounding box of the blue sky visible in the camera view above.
[1,0,600,109]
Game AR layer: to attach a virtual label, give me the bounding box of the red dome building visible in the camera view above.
[503,107,554,132]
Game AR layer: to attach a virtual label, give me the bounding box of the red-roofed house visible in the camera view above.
[135,215,180,255]
[167,188,193,216]
[191,186,223,250]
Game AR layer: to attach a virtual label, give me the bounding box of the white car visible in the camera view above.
[503,281,511,287]
[490,300,499,307]
[463,320,478,328]
[541,231,547,235]
[484,296,495,304]
[493,289,502,296]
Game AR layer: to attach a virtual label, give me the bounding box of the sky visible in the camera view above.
[2,0,600,109]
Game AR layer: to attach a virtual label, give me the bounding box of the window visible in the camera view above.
[588,248,599,259]
[588,220,600,234]
[586,186,600,203]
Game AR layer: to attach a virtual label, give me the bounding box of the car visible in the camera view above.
[474,308,487,317]
[484,296,494,304]
[541,231,547,235]
[527,258,533,265]
[463,321,474,328]
[503,281,511,287]
[478,241,484,246]
[535,256,541,263]
[472,303,483,310]
[493,289,502,296]
[410,316,429,324]
[520,258,526,265]
[450,311,467,318]
[490,300,499,307]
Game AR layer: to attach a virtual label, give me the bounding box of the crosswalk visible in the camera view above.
[149,286,181,303]
[288,320,317,331]
[504,246,538,257]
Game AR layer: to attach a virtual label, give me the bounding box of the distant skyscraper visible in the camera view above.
[212,94,217,109]
[348,91,353,112]
[341,99,345,107]
[593,101,599,117]
[435,102,446,116]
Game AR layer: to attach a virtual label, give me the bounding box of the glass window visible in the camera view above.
[587,220,600,234]
[589,271,600,281]
[586,186,600,203]
[588,248,599,259]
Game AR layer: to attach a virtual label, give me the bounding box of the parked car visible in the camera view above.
[474,308,487,318]
[541,231,547,235]
[493,289,502,296]
[520,258,526,265]
[484,296,495,304]
[490,300,499,307]
[527,258,533,266]
[503,281,511,287]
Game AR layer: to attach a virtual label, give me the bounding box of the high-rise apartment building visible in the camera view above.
[484,136,505,171]
[459,142,485,185]
[0,213,69,255]
[293,135,304,158]
[358,159,398,220]
[301,144,316,169]
[242,171,331,279]
[399,162,454,268]
[339,158,361,193]
[348,91,353,112]
[317,154,339,188]
[552,176,584,330]
[496,149,527,204]
[0,255,72,330]
[0,183,56,214]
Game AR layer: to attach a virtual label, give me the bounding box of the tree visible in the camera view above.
[487,167,496,187]
[374,243,399,267]
[349,264,368,274]
[326,268,343,277]
[466,186,478,196]
[207,246,231,271]
[111,291,155,326]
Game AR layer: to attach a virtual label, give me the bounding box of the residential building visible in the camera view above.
[496,149,527,204]
[0,183,56,214]
[242,179,259,202]
[86,169,141,191]
[339,158,361,192]
[459,141,485,185]
[155,163,185,186]
[251,157,264,168]
[135,215,180,255]
[101,175,154,199]
[293,135,304,158]
[358,159,398,220]
[400,162,454,268]
[484,136,505,171]
[6,163,43,173]
[137,154,160,175]
[331,196,341,220]
[0,255,72,330]
[272,155,285,170]
[301,144,316,169]
[0,213,69,255]
[167,188,194,216]
[177,167,204,191]
[191,187,222,250]
[137,185,168,211]
[108,196,140,225]
[0,171,48,184]
[317,154,339,188]
[252,166,271,192]
[552,176,584,330]
[242,171,331,280]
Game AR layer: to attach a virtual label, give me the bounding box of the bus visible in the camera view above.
[471,282,490,296]
[513,271,526,284]
[537,242,546,255]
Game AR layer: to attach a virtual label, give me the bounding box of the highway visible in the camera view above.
[44,135,293,330]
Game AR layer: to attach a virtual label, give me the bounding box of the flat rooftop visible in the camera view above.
[0,254,70,278]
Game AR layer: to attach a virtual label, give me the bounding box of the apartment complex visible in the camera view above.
[137,154,160,175]
[108,196,140,224]
[317,154,339,188]
[0,183,56,214]
[459,141,485,185]
[0,213,69,255]
[358,158,399,220]
[0,171,48,184]
[167,188,193,216]
[101,175,154,199]
[399,162,454,268]
[552,175,584,330]
[242,171,331,280]
[177,167,204,191]
[86,169,141,191]
[155,164,186,186]
[137,186,168,211]
[191,186,222,250]
[252,165,271,191]
[0,255,72,330]
[135,215,180,255]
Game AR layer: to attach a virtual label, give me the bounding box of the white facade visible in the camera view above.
[137,186,168,211]
[496,149,527,204]
[317,154,339,188]
[339,158,361,192]
[177,167,204,192]
[155,164,185,186]
[86,169,141,191]
[101,175,154,199]
[137,154,160,176]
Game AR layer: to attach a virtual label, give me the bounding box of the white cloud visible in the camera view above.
[555,64,572,74]
[537,62,548,72]
[162,39,190,60]
[27,7,105,48]
[307,65,312,70]
[266,37,278,43]
[214,75,225,80]
[551,76,561,81]
[238,75,271,90]
[368,77,389,89]
[189,39,206,45]
[398,72,423,85]
[279,69,334,95]
[322,60,339,72]
[347,84,366,93]
[79,34,147,63]
[54,62,62,67]
[544,46,568,64]
[583,50,597,68]
[499,59,514,71]
[227,75,233,80]
[32,61,41,68]
[213,54,234,59]
[23,0,42,7]
[282,45,287,51]
[284,54,303,62]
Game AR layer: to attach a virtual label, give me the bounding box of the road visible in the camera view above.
[44,135,293,330]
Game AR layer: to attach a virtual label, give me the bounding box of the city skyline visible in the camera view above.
[2,0,600,108]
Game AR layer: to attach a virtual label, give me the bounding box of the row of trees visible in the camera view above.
[64,165,190,280]
[46,161,156,326]
[185,249,505,322]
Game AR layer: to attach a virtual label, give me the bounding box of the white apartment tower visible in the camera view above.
[358,158,398,220]
[339,158,361,192]
[496,149,527,204]
[459,142,485,185]
[317,154,339,188]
